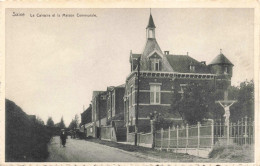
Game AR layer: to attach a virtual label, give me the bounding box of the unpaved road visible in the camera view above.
[46,136,154,162]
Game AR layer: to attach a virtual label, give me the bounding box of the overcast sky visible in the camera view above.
[5,8,254,126]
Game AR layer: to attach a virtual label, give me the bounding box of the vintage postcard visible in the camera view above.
[0,0,259,165]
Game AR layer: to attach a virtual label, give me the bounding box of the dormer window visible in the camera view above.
[155,59,159,71]
[151,58,160,71]
[189,65,195,72]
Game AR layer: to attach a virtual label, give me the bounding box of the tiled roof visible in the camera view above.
[166,55,211,73]
[132,54,141,59]
[142,38,162,57]
[116,83,125,88]
[146,14,156,29]
[209,53,233,66]
[140,38,173,72]
[129,53,141,64]
[92,91,105,99]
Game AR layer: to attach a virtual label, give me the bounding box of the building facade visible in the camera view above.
[81,104,92,126]
[91,91,107,137]
[124,14,233,133]
[106,84,125,124]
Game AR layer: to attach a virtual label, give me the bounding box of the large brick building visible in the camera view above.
[124,14,233,132]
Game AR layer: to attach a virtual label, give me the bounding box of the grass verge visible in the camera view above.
[209,144,254,162]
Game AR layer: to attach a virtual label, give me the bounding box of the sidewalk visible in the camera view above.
[86,138,209,162]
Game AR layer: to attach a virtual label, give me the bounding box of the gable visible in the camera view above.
[148,51,162,59]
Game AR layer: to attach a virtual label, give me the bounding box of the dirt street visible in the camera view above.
[46,136,156,162]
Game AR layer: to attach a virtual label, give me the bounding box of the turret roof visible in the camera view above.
[209,53,233,66]
[146,14,156,29]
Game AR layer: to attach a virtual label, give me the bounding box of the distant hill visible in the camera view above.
[5,99,52,162]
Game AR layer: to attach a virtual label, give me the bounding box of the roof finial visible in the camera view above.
[150,8,151,15]
[220,49,222,54]
[187,52,189,56]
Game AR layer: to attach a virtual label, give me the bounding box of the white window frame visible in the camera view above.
[150,83,161,104]
[112,92,115,116]
[224,66,228,74]
[131,86,135,106]
[151,59,160,71]
[129,86,135,107]
[154,59,160,71]
[129,89,132,108]
[190,65,195,72]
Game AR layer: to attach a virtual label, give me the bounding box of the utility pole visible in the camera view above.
[135,57,141,146]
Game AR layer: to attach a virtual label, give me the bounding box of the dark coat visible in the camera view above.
[60,131,67,145]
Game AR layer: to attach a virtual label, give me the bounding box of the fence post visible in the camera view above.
[197,122,200,149]
[161,128,163,150]
[230,123,233,137]
[150,120,155,148]
[245,116,248,145]
[176,125,179,151]
[211,120,214,148]
[168,126,171,150]
[186,124,189,153]
[241,118,244,145]
[248,118,251,144]
[227,121,230,145]
[220,119,222,137]
[233,123,237,143]
[238,120,240,145]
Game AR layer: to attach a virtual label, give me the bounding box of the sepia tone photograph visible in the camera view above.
[3,7,257,163]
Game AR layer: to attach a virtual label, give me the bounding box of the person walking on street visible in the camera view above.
[60,129,67,147]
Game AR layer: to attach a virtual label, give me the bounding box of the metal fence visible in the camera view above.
[214,117,254,145]
[128,116,254,152]
[155,122,214,150]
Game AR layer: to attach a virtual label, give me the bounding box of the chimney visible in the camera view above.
[164,51,169,55]
[201,61,206,65]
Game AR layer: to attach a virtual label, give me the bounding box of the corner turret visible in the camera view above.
[209,49,234,77]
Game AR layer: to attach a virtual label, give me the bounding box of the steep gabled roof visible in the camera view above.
[209,53,233,66]
[146,14,156,29]
[129,53,141,63]
[166,55,211,73]
[142,38,162,57]
[139,39,173,72]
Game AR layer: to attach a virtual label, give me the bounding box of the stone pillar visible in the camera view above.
[126,125,129,142]
[151,120,156,148]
